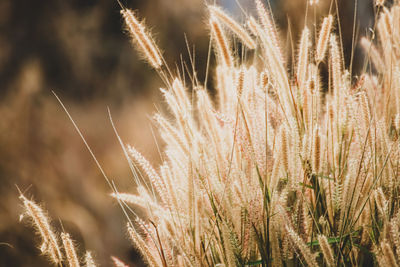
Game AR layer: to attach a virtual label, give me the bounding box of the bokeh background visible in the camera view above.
[0,0,375,266]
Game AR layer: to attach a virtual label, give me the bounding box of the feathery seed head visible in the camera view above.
[61,233,80,267]
[316,15,333,63]
[127,224,160,266]
[260,71,269,91]
[313,127,321,173]
[380,240,398,267]
[121,9,163,69]
[210,16,233,68]
[20,195,62,264]
[375,188,388,217]
[236,68,245,97]
[360,37,385,73]
[297,27,310,89]
[85,251,97,267]
[208,5,256,49]
[318,235,335,266]
[255,0,280,54]
[286,225,318,267]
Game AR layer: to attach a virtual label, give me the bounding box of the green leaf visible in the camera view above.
[244,259,264,266]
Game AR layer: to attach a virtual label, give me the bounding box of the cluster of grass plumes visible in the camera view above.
[116,1,400,266]
[21,0,400,266]
[19,193,131,266]
[19,194,98,267]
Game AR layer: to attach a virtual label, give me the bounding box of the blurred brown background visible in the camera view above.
[0,0,375,266]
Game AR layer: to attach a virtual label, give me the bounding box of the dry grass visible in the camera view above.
[20,0,400,266]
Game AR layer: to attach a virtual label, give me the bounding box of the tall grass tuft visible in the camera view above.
[20,0,400,266]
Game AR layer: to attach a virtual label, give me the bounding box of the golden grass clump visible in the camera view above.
[21,1,400,266]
